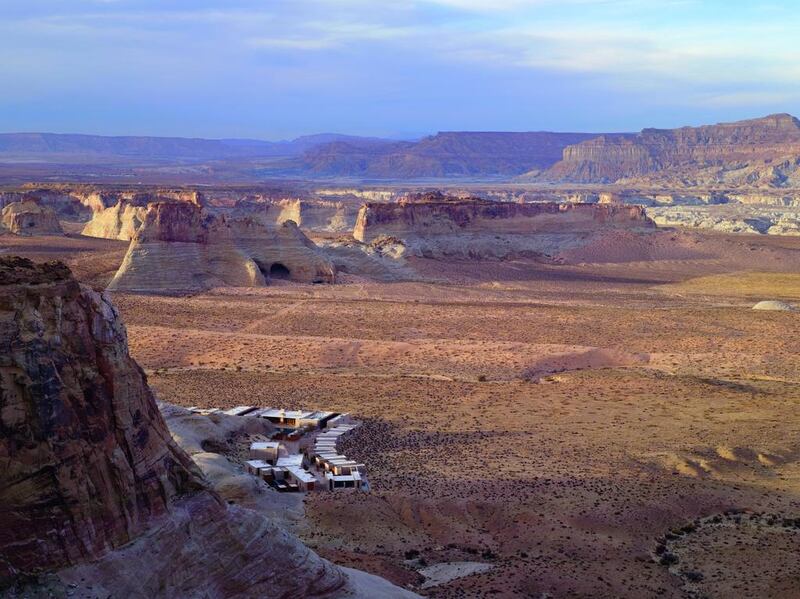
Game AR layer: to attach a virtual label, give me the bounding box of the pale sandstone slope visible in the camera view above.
[81,199,149,240]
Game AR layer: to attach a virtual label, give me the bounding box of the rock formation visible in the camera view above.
[81,198,150,240]
[0,190,96,222]
[539,114,800,187]
[1,200,64,236]
[648,205,800,236]
[108,201,336,292]
[0,256,203,578]
[752,300,796,311]
[352,192,655,259]
[0,256,417,598]
[275,198,358,233]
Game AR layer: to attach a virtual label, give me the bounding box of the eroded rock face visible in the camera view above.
[80,197,153,240]
[542,114,800,187]
[0,190,97,222]
[275,198,358,233]
[108,201,336,292]
[352,193,654,259]
[0,256,203,580]
[1,200,64,236]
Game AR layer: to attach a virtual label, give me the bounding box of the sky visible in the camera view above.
[1,0,799,139]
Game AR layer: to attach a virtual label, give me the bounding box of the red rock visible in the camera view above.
[0,256,204,580]
[353,194,654,259]
[543,114,800,185]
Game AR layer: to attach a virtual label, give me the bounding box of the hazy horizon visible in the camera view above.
[2,111,798,144]
[2,1,798,140]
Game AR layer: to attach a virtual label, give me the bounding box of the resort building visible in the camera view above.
[216,405,368,493]
[249,441,282,463]
[325,471,364,490]
[286,466,316,492]
[245,460,272,476]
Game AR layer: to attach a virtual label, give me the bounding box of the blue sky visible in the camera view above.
[1,0,798,139]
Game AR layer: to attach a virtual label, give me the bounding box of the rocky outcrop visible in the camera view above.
[1,200,64,236]
[540,114,800,187]
[0,256,417,598]
[352,192,654,259]
[275,199,358,233]
[81,199,149,240]
[648,205,800,236]
[752,300,796,311]
[0,256,203,579]
[0,190,100,222]
[108,202,336,292]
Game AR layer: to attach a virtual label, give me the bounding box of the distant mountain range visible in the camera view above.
[0,132,389,162]
[296,131,600,178]
[2,114,799,187]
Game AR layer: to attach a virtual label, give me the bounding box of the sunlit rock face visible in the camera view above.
[1,200,64,236]
[80,197,152,240]
[353,192,654,259]
[541,114,800,187]
[107,201,336,293]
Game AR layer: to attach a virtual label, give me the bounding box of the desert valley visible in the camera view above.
[1,112,800,598]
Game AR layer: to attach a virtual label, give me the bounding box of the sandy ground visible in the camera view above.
[4,228,800,597]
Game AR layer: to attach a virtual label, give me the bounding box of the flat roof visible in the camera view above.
[276,455,304,467]
[250,441,281,450]
[245,460,271,469]
[248,408,273,418]
[303,411,336,420]
[261,408,315,419]
[286,466,316,483]
[327,472,362,481]
[223,406,259,416]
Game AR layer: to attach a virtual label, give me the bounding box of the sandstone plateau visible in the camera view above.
[353,192,655,260]
[108,201,336,293]
[538,114,800,187]
[0,256,417,598]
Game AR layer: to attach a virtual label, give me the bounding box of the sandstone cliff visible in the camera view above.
[0,257,203,579]
[108,202,336,292]
[352,193,654,259]
[1,200,64,236]
[539,114,800,187]
[81,198,149,240]
[275,198,358,233]
[0,256,417,598]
